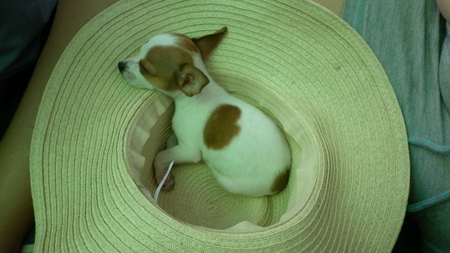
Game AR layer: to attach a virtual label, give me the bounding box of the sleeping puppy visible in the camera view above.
[118,27,291,197]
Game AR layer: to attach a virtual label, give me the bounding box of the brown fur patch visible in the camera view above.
[204,104,241,150]
[139,46,193,92]
[271,169,289,193]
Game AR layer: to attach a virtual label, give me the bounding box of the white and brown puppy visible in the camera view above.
[118,27,291,197]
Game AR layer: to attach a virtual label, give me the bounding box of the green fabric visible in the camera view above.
[342,1,450,252]
[441,23,450,121]
[0,0,57,82]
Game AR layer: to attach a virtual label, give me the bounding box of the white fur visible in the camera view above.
[119,32,291,197]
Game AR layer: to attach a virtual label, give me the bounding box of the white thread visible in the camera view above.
[154,161,174,203]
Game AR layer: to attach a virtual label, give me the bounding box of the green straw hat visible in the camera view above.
[31,0,409,251]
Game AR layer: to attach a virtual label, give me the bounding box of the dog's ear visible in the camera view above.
[192,27,227,61]
[177,64,209,97]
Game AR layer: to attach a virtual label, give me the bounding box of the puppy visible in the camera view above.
[118,27,291,197]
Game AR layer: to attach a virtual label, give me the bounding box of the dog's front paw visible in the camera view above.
[154,154,175,191]
[159,174,175,191]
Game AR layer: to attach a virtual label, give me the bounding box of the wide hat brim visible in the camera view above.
[31,0,409,252]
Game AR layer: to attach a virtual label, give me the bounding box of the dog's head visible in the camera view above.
[118,27,227,97]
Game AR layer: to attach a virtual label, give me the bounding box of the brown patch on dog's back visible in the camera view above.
[204,104,241,150]
[271,169,289,193]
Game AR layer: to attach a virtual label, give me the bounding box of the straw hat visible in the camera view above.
[30,0,409,252]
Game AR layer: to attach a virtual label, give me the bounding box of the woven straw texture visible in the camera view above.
[30,0,409,252]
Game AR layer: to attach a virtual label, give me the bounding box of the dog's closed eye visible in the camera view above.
[139,59,155,75]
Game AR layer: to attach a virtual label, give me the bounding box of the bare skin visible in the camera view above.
[314,0,344,16]
[0,0,350,251]
[435,0,450,22]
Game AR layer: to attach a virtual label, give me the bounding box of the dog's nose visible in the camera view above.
[118,61,126,72]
